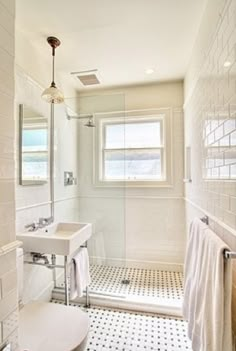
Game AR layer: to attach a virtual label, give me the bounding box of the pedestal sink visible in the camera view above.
[16,222,92,256]
[17,221,92,306]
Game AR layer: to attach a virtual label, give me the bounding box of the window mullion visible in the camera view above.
[104,146,164,152]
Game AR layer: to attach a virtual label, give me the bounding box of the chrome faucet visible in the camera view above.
[38,216,53,227]
[25,222,39,232]
[25,217,53,232]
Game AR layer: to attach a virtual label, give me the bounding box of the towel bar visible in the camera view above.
[200,216,236,260]
[200,215,209,225]
[24,241,90,306]
[224,250,236,259]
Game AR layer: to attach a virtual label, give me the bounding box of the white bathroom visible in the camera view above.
[0,0,236,350]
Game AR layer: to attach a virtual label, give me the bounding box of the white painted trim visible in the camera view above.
[24,270,64,304]
[16,193,184,214]
[16,195,184,211]
[90,256,183,272]
[79,195,184,200]
[0,240,22,256]
[16,195,80,211]
[34,271,64,302]
[184,197,236,237]
[93,108,174,188]
[54,196,80,204]
[16,201,51,211]
[33,281,54,302]
[172,107,183,113]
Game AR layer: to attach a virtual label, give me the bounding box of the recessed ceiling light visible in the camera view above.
[145,68,154,74]
[223,61,231,68]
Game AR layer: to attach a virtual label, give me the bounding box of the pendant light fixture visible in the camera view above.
[41,36,64,104]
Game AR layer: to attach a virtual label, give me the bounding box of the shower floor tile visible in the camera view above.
[53,300,192,351]
[89,265,183,303]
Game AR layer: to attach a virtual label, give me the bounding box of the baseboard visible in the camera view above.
[90,256,183,272]
[34,281,54,302]
[31,271,64,302]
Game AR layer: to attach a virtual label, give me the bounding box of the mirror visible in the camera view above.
[19,104,48,185]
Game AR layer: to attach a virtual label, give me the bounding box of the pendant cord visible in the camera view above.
[52,47,55,85]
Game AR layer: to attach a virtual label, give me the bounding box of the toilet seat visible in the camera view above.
[19,302,89,351]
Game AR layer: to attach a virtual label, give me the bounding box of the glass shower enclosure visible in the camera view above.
[65,92,127,299]
[63,93,183,315]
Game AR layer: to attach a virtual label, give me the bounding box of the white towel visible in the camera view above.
[183,218,232,351]
[183,218,207,338]
[70,248,91,300]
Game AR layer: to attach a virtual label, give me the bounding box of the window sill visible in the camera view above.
[93,179,173,188]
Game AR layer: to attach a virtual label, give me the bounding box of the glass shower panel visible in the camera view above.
[64,93,127,298]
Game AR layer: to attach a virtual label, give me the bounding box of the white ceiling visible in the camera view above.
[16,0,207,91]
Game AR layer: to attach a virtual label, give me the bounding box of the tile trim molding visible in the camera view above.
[184,197,236,237]
[78,195,184,200]
[16,195,80,211]
[16,195,184,212]
[0,240,22,257]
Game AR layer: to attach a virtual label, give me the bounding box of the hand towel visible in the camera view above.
[70,247,91,300]
[191,228,232,351]
[183,217,207,335]
[183,218,232,351]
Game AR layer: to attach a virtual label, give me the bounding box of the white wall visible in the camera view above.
[0,0,19,349]
[78,81,185,270]
[15,36,79,302]
[184,0,236,338]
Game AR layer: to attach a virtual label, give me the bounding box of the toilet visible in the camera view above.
[17,248,90,351]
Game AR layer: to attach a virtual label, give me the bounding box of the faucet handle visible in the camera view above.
[39,217,53,226]
[25,222,38,231]
[38,218,46,226]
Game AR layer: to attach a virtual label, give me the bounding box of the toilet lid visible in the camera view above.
[19,302,89,351]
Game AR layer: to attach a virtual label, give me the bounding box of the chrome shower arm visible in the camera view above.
[66,113,93,120]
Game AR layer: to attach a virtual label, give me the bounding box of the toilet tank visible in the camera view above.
[17,248,24,302]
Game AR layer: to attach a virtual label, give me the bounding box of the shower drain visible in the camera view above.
[121,279,130,285]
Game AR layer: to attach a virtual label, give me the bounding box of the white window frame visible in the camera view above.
[93,108,173,188]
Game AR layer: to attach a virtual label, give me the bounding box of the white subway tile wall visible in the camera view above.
[184,0,236,342]
[0,0,18,349]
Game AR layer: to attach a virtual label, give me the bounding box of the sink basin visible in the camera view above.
[16,222,92,256]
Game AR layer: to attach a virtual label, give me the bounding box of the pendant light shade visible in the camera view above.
[42,84,64,104]
[41,36,64,104]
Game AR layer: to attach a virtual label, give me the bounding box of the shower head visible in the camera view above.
[66,111,96,127]
[84,117,95,128]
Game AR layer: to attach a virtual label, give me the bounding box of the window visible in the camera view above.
[104,120,163,180]
[94,109,172,187]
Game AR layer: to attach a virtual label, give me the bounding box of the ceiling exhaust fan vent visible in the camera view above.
[77,74,100,86]
[71,69,100,86]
